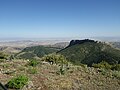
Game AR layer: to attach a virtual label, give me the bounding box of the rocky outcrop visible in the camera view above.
[68,39,96,47]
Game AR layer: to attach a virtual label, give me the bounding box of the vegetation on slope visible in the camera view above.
[0,58,120,90]
[58,39,120,66]
[0,52,9,60]
[1,39,120,90]
[6,75,29,89]
[15,46,60,59]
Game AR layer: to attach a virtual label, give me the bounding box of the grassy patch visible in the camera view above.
[112,71,120,79]
[28,67,37,74]
[28,59,39,67]
[6,75,29,89]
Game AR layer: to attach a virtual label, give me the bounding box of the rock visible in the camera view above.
[37,87,42,90]
[22,81,34,90]
[68,39,96,47]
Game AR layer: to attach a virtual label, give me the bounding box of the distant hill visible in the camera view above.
[58,39,120,66]
[49,42,69,49]
[110,42,120,49]
[0,46,24,54]
[15,46,60,59]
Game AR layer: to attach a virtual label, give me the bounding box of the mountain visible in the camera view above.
[15,46,60,59]
[58,39,120,66]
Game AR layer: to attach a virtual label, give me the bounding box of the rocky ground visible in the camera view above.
[0,60,120,90]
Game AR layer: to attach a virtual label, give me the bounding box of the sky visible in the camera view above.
[0,0,120,39]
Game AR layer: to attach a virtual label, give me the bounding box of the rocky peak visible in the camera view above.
[68,39,96,47]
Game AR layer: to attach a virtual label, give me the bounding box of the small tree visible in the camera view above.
[42,54,69,75]
[92,61,112,70]
[42,54,68,65]
[111,64,120,71]
[9,55,14,61]
[0,52,8,59]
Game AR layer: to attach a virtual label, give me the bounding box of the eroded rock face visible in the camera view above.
[68,39,96,47]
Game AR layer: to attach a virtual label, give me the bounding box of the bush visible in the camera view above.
[42,54,69,75]
[41,54,68,65]
[111,64,120,71]
[98,68,107,75]
[0,59,5,62]
[112,71,120,79]
[79,63,87,68]
[93,62,120,71]
[56,65,66,75]
[92,61,112,70]
[0,52,8,59]
[29,59,38,67]
[6,75,29,89]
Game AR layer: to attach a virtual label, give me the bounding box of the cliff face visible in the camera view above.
[68,39,96,47]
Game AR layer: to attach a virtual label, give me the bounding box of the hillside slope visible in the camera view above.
[58,39,120,66]
[0,59,120,90]
[0,46,23,54]
[15,46,60,59]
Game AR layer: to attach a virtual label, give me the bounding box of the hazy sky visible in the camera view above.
[0,0,120,38]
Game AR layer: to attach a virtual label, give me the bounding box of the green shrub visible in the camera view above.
[98,68,114,77]
[2,64,10,68]
[79,63,87,68]
[57,65,65,75]
[0,52,8,59]
[111,64,120,71]
[0,59,5,62]
[112,71,120,79]
[42,54,68,65]
[93,62,120,71]
[6,75,29,89]
[101,69,107,75]
[29,59,38,67]
[9,55,14,60]
[42,54,69,75]
[92,61,112,70]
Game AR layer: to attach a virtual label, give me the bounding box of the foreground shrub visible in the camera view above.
[41,54,68,65]
[0,59,5,62]
[0,52,8,59]
[79,63,87,68]
[111,64,120,71]
[92,61,112,70]
[56,65,66,75]
[29,59,39,67]
[6,75,29,89]
[42,54,69,75]
[112,71,120,79]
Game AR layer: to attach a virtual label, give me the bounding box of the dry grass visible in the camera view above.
[0,60,120,90]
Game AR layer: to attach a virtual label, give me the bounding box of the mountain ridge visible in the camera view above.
[58,39,120,66]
